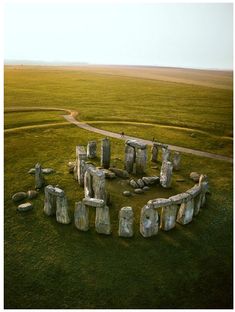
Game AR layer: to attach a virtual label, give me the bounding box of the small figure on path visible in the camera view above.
[152,137,155,142]
[121,131,125,138]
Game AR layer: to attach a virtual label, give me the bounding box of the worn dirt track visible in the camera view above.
[4,107,232,163]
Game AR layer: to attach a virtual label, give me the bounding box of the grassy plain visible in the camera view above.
[4,66,233,308]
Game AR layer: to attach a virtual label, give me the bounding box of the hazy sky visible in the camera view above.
[4,2,233,69]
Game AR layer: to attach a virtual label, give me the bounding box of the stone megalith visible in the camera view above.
[173,152,181,171]
[101,138,111,169]
[186,184,202,216]
[35,163,44,189]
[176,192,194,225]
[118,207,134,238]
[199,174,209,207]
[54,187,71,224]
[162,147,170,162]
[124,144,135,173]
[44,185,56,216]
[74,201,89,231]
[95,205,111,235]
[135,148,147,175]
[76,146,87,186]
[160,161,173,188]
[92,169,106,202]
[151,143,159,163]
[84,169,94,198]
[140,204,158,238]
[87,141,97,159]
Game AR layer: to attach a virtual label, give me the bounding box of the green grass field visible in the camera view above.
[4,66,233,308]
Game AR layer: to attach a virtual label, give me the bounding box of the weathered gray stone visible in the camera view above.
[102,169,116,179]
[148,198,171,209]
[135,148,147,175]
[109,167,129,179]
[176,194,194,225]
[84,170,94,198]
[160,161,173,188]
[134,188,144,194]
[193,193,202,216]
[123,191,132,197]
[151,144,158,162]
[95,205,111,235]
[160,204,178,231]
[101,138,111,169]
[28,168,35,174]
[162,147,170,162]
[186,185,201,198]
[12,192,27,202]
[140,205,158,238]
[42,168,54,174]
[67,161,76,173]
[136,178,145,188]
[27,190,38,199]
[126,139,147,150]
[142,176,159,185]
[87,141,97,159]
[92,169,106,201]
[129,179,138,188]
[143,186,150,191]
[118,207,134,237]
[44,185,56,216]
[124,144,135,173]
[17,202,33,212]
[190,172,201,182]
[199,174,209,207]
[76,146,87,186]
[169,192,189,205]
[35,163,44,189]
[173,152,181,171]
[74,201,89,231]
[83,197,105,208]
[56,192,71,224]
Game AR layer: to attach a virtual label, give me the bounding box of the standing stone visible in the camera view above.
[35,163,44,189]
[92,169,106,202]
[124,144,135,173]
[135,148,147,175]
[118,207,134,237]
[162,147,170,162]
[160,161,173,188]
[160,204,178,231]
[101,138,111,169]
[55,188,71,224]
[95,205,111,235]
[173,152,181,171]
[76,146,87,186]
[74,201,89,231]
[151,144,158,162]
[186,184,202,216]
[44,185,56,216]
[140,205,158,238]
[199,174,209,207]
[84,170,94,198]
[176,193,194,225]
[87,141,97,159]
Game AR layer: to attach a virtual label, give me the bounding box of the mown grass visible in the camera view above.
[4,66,233,137]
[4,123,233,309]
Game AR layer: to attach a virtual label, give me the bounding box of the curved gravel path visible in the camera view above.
[4,106,233,163]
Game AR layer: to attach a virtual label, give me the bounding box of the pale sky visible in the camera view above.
[4,2,233,69]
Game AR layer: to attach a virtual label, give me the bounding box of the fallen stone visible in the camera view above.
[102,169,116,179]
[123,191,132,197]
[124,144,135,173]
[28,168,35,174]
[12,192,27,202]
[109,167,129,179]
[136,178,145,188]
[190,172,201,182]
[134,188,144,194]
[67,161,76,173]
[129,179,138,188]
[17,202,33,212]
[27,190,38,199]
[42,168,54,174]
[143,186,150,191]
[142,176,159,185]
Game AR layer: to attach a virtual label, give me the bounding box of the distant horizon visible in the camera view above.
[4,59,233,72]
